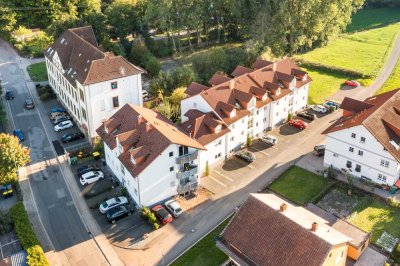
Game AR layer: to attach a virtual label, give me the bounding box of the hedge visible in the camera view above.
[9,202,49,266]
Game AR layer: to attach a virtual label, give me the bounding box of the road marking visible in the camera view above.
[56,188,65,199]
[214,170,234,182]
[250,147,270,156]
[271,146,278,150]
[6,100,16,129]
[208,175,228,187]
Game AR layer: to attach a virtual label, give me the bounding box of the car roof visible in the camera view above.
[81,171,98,178]
[166,200,180,209]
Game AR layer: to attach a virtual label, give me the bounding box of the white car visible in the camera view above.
[311,105,327,114]
[79,171,104,186]
[165,199,183,218]
[54,120,73,131]
[260,134,277,145]
[99,196,128,214]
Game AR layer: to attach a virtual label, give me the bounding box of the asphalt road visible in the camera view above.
[0,39,109,265]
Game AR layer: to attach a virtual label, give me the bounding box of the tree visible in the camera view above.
[155,100,180,123]
[172,66,195,89]
[144,56,161,77]
[246,135,253,147]
[77,0,101,17]
[0,133,30,185]
[0,7,16,38]
[169,87,186,105]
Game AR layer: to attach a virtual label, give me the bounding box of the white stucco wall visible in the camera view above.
[180,95,214,122]
[198,135,226,173]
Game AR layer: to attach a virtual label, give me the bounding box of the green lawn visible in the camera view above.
[347,198,400,244]
[347,7,400,32]
[296,22,400,78]
[171,218,230,266]
[269,166,331,205]
[26,62,48,82]
[375,58,400,95]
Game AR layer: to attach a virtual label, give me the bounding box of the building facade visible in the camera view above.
[97,104,204,207]
[323,90,400,186]
[181,59,311,173]
[44,26,144,140]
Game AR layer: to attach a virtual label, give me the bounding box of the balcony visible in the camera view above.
[177,166,198,179]
[177,180,199,195]
[176,150,198,165]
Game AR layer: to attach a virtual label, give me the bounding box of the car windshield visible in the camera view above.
[101,202,108,208]
[175,208,182,213]
[158,208,170,218]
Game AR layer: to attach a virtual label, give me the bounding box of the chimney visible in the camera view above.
[145,122,152,132]
[272,62,277,72]
[229,79,235,90]
[102,119,108,133]
[311,222,318,232]
[138,115,145,125]
[280,203,287,212]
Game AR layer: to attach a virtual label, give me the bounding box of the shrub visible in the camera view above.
[0,211,13,234]
[144,56,161,77]
[141,207,151,219]
[287,113,293,121]
[153,222,160,230]
[9,202,39,249]
[27,245,49,266]
[39,92,51,101]
[11,27,53,57]
[129,44,152,67]
[205,161,209,176]
[246,135,253,147]
[148,212,157,224]
[171,66,195,89]
[389,197,400,208]
[145,37,172,58]
[168,87,187,105]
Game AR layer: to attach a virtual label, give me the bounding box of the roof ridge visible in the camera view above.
[67,28,104,55]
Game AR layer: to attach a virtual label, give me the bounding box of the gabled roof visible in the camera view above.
[209,73,231,86]
[323,89,400,161]
[179,110,230,146]
[251,59,273,69]
[185,82,209,96]
[231,65,253,77]
[217,194,350,266]
[96,104,204,177]
[44,26,143,86]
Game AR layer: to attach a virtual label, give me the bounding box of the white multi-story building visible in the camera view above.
[180,59,311,173]
[96,104,204,207]
[323,90,400,186]
[44,26,144,140]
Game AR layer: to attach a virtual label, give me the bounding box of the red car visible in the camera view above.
[289,119,308,130]
[152,205,173,225]
[344,80,360,87]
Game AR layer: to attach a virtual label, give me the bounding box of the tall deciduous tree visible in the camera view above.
[0,7,16,37]
[0,133,30,185]
[77,0,101,17]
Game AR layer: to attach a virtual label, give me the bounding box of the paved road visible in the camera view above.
[0,39,117,265]
[113,34,400,265]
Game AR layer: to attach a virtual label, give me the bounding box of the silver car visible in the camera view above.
[99,196,128,214]
[165,199,183,218]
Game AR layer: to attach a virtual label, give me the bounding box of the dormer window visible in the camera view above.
[230,109,237,118]
[262,94,268,101]
[276,88,281,95]
[215,124,222,133]
[130,155,136,165]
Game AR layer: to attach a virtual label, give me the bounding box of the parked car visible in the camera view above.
[314,145,326,156]
[106,205,133,224]
[24,99,34,109]
[50,112,69,120]
[79,171,104,186]
[77,165,100,176]
[5,90,14,100]
[50,107,66,113]
[344,80,360,87]
[297,111,316,121]
[324,100,340,109]
[61,132,84,143]
[165,199,183,218]
[289,119,308,130]
[53,116,71,125]
[13,129,24,142]
[99,196,129,214]
[260,134,278,145]
[54,120,73,132]
[152,205,173,225]
[311,105,327,113]
[235,151,256,163]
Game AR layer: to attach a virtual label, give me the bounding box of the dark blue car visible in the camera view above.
[5,90,14,100]
[50,107,66,113]
[13,129,24,142]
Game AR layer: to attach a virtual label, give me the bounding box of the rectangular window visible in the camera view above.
[355,164,361,172]
[81,107,87,120]
[79,89,84,102]
[378,174,387,181]
[169,151,173,157]
[351,133,356,138]
[358,150,363,156]
[230,136,234,141]
[178,146,189,156]
[346,160,352,168]
[169,166,174,172]
[112,96,119,108]
[111,81,118,89]
[361,137,366,143]
[349,147,354,152]
[385,161,389,168]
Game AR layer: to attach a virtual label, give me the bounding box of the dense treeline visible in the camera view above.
[0,0,365,57]
[366,0,400,7]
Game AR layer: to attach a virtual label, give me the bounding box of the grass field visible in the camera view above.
[171,218,230,266]
[347,198,400,244]
[347,7,400,32]
[296,22,400,78]
[375,59,400,95]
[27,62,48,82]
[269,166,331,205]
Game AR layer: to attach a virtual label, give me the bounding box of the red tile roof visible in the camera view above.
[251,59,273,69]
[96,104,204,176]
[209,73,231,86]
[185,82,209,96]
[231,65,253,77]
[44,26,143,86]
[179,110,230,145]
[323,89,400,161]
[218,194,336,266]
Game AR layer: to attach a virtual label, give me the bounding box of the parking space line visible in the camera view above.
[214,170,234,182]
[251,147,270,156]
[271,146,278,150]
[208,175,228,187]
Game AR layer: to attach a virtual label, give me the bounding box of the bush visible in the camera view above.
[9,202,40,249]
[11,27,53,57]
[144,56,161,77]
[39,92,51,101]
[148,212,157,224]
[27,245,49,266]
[389,197,400,208]
[0,211,13,234]
[153,223,160,230]
[141,207,151,219]
[246,135,253,147]
[145,37,172,58]
[129,44,152,67]
[287,113,293,121]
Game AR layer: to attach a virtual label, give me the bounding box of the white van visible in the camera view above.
[311,105,327,113]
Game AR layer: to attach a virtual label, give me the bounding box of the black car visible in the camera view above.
[24,99,34,109]
[297,111,316,121]
[77,165,100,176]
[5,90,14,100]
[61,132,84,143]
[106,205,132,223]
